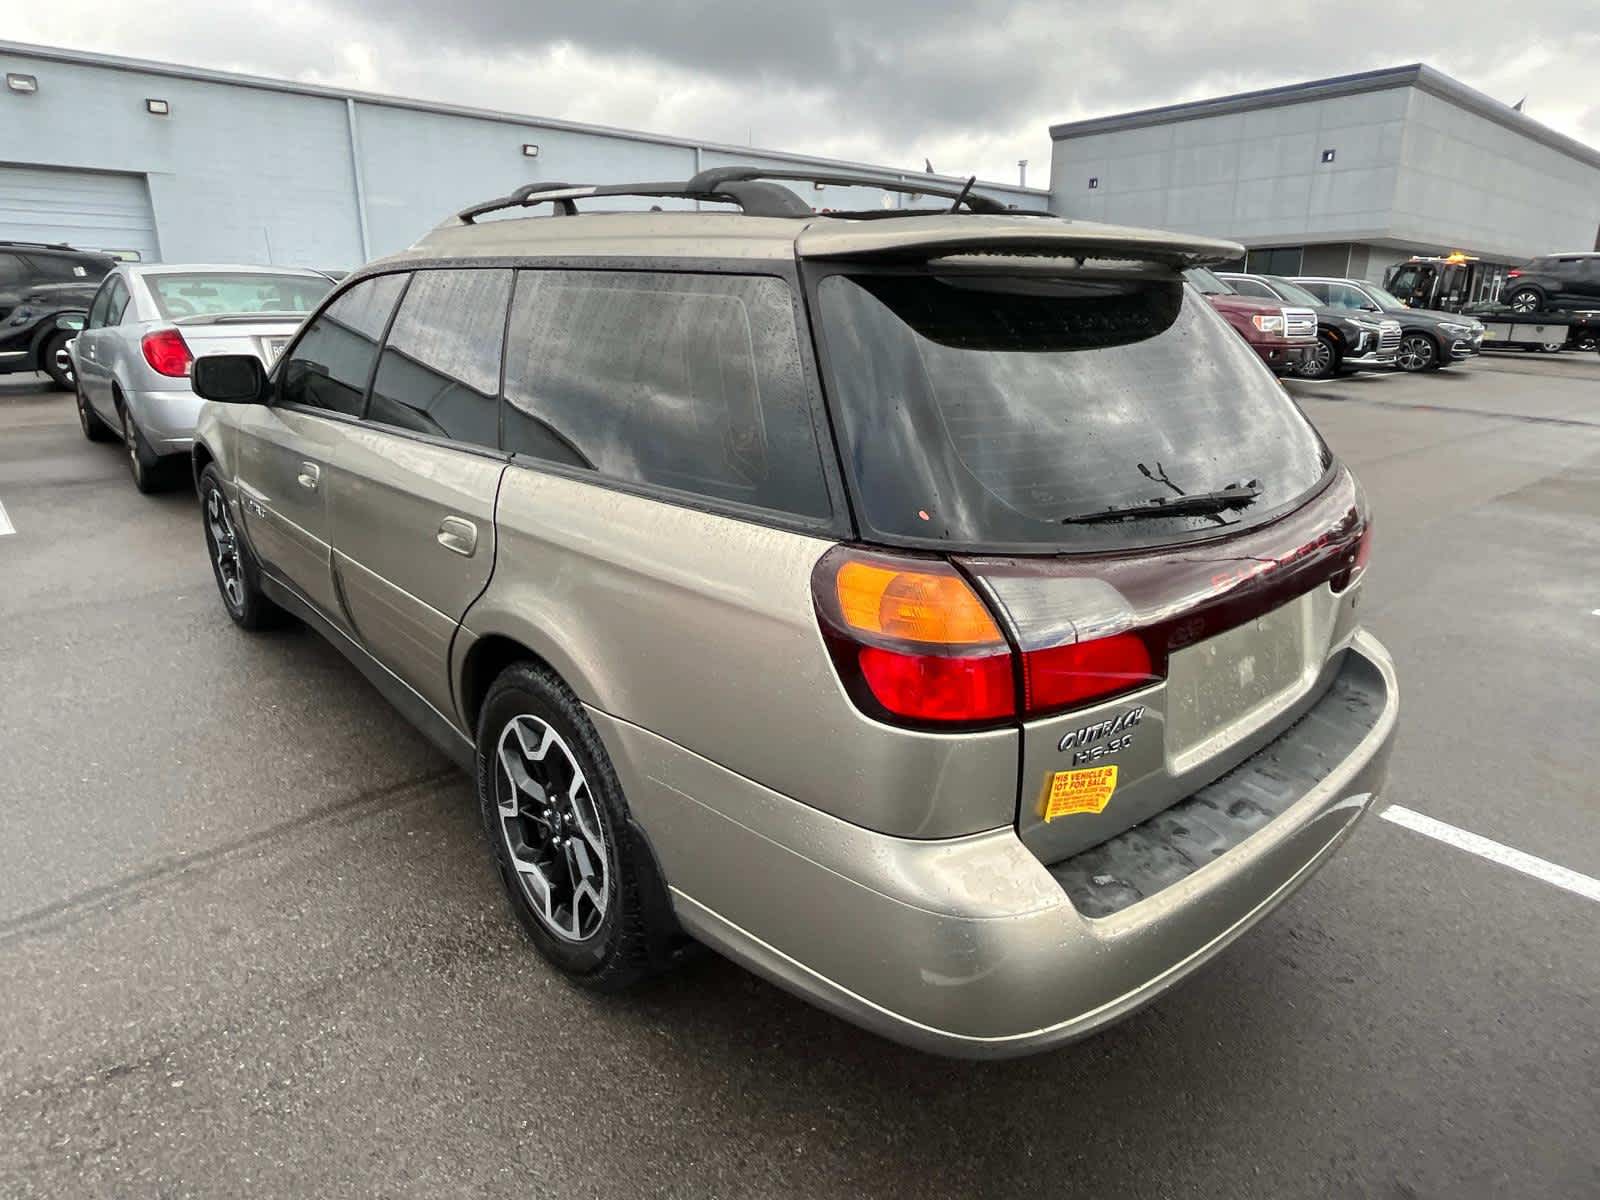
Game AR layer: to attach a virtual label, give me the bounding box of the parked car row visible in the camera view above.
[134,166,1402,1058]
[1190,266,1482,377]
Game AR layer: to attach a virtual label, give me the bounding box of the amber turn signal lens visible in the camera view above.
[835,560,1003,646]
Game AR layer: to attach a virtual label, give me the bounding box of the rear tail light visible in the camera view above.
[1506,269,1522,278]
[1023,633,1155,713]
[812,548,1162,728]
[1351,518,1373,580]
[816,550,1014,725]
[141,328,194,377]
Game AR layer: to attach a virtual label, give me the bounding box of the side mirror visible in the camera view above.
[192,353,268,404]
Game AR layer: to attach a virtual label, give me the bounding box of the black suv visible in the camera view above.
[0,241,117,389]
[1503,253,1600,313]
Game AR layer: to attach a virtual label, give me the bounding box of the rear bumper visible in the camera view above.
[126,386,203,452]
[615,630,1397,1059]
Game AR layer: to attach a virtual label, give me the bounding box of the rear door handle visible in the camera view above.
[437,516,478,557]
[297,462,320,490]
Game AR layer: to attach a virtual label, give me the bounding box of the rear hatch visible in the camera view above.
[804,230,1369,865]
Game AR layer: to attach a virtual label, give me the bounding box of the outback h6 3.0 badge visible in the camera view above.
[1058,705,1145,767]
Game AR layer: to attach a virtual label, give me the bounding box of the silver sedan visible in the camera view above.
[70,264,333,492]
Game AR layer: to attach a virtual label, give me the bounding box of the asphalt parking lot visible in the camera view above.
[1,354,1597,1198]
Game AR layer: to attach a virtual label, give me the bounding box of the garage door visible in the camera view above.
[0,164,160,262]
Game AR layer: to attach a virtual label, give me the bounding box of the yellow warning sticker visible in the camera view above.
[1041,765,1118,822]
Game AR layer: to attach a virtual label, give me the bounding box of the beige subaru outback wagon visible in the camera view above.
[188,167,1397,1058]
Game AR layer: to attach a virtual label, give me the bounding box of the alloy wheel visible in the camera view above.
[1396,334,1435,371]
[122,412,144,485]
[494,714,611,943]
[53,343,75,385]
[204,486,246,611]
[1299,339,1334,378]
[1508,291,1539,313]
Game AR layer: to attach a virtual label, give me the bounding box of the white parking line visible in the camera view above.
[1381,805,1600,904]
[0,498,13,537]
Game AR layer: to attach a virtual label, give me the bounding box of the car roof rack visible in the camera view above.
[457,179,815,223]
[0,239,75,250]
[687,166,1015,215]
[454,165,1034,224]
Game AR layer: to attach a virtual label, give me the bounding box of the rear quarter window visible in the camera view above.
[501,269,832,520]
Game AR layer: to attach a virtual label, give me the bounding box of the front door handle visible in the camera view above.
[297,462,320,490]
[437,516,478,557]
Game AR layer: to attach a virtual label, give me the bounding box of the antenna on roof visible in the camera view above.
[1512,95,1526,111]
[948,175,977,214]
[924,158,935,174]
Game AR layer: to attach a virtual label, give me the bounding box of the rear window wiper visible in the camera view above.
[1060,481,1261,524]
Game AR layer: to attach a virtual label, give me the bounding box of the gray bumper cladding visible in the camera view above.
[1049,649,1385,918]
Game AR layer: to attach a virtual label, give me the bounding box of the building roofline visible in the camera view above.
[1049,63,1600,171]
[0,38,1048,197]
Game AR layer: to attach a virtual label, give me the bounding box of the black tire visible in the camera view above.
[476,662,669,992]
[1395,332,1439,373]
[1506,286,1544,314]
[1295,332,1341,380]
[198,464,285,630]
[75,380,115,442]
[119,400,175,493]
[42,331,77,391]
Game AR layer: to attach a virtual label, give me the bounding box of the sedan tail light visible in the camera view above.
[141,328,194,377]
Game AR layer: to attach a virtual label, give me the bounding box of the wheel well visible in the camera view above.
[191,441,216,490]
[458,634,557,738]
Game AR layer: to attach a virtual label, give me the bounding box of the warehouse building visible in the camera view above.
[1049,64,1600,286]
[0,40,1044,268]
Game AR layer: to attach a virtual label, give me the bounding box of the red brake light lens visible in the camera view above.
[141,329,194,377]
[857,647,1015,723]
[1022,632,1156,713]
[1506,269,1522,278]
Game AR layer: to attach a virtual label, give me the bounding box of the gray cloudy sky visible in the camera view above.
[10,1,1600,185]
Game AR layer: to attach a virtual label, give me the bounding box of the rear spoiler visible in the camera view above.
[171,312,307,326]
[795,215,1242,269]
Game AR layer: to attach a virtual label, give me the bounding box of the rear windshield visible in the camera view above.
[815,270,1332,552]
[148,272,332,319]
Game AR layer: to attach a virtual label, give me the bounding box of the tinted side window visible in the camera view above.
[26,254,104,282]
[0,254,25,288]
[502,270,831,519]
[106,279,131,324]
[367,269,510,448]
[1323,284,1366,310]
[87,279,114,328]
[280,274,407,416]
[1230,278,1278,300]
[1295,281,1330,303]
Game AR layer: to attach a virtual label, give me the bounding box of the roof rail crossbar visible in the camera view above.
[456,177,814,224]
[686,166,1012,214]
[0,238,75,250]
